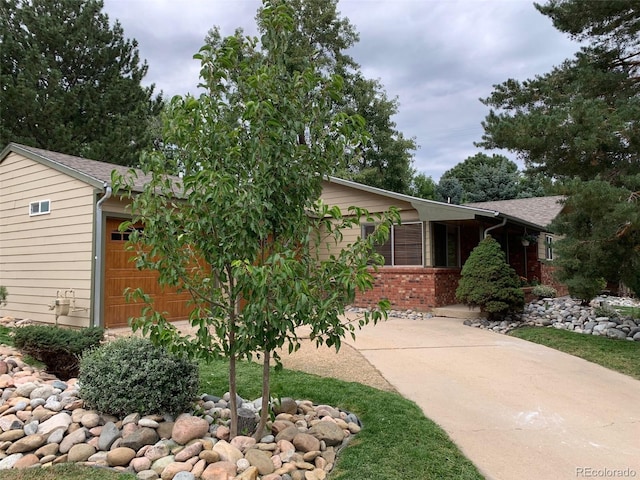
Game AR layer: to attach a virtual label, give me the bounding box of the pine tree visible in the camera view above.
[0,0,163,166]
[456,236,524,319]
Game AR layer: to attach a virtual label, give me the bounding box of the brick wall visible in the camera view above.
[354,267,462,311]
[540,263,569,296]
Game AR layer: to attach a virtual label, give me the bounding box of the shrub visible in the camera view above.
[13,325,104,380]
[593,303,619,319]
[79,337,199,417]
[565,275,606,305]
[531,284,557,299]
[456,235,524,319]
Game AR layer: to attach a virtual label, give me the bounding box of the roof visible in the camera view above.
[326,177,550,230]
[0,143,156,192]
[464,196,565,229]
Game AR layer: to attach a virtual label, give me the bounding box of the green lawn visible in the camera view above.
[509,326,640,380]
[0,464,135,480]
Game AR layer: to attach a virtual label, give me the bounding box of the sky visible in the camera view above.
[102,0,580,182]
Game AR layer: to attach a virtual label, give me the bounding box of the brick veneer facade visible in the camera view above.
[540,263,569,296]
[354,267,462,310]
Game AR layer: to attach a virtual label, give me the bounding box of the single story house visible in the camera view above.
[0,143,565,327]
[321,177,567,310]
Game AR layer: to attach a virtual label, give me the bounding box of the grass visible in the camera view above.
[509,326,640,380]
[0,464,135,480]
[615,305,640,319]
[0,326,483,480]
[0,325,12,345]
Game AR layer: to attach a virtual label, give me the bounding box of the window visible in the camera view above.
[111,226,143,241]
[545,235,554,260]
[363,222,423,266]
[433,223,460,267]
[29,199,51,216]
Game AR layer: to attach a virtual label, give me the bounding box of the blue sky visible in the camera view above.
[103,0,580,181]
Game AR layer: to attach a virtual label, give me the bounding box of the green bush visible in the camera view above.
[565,275,606,305]
[79,337,199,417]
[531,284,557,299]
[456,235,524,319]
[13,325,104,380]
[593,303,619,319]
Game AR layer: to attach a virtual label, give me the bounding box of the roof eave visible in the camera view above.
[1,143,106,191]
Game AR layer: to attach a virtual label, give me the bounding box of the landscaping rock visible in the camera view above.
[0,344,361,479]
[460,295,640,341]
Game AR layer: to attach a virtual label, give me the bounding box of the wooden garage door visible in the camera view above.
[104,218,192,328]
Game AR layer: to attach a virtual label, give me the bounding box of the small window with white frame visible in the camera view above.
[29,199,51,216]
[545,234,554,260]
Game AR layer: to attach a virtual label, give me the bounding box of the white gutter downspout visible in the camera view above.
[484,214,507,239]
[93,184,112,327]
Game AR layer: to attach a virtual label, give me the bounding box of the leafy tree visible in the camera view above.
[435,177,464,204]
[254,0,417,194]
[114,1,397,440]
[408,172,436,200]
[0,0,163,166]
[550,178,640,301]
[456,236,525,319]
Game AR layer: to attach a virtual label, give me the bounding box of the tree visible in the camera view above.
[435,177,464,204]
[477,0,640,299]
[478,1,640,183]
[254,0,417,194]
[408,172,436,200]
[0,0,163,166]
[114,1,397,440]
[456,236,525,319]
[550,178,640,301]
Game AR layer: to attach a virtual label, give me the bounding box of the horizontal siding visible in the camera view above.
[0,152,93,327]
[321,181,414,214]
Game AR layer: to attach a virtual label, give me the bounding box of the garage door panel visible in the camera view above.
[104,218,192,328]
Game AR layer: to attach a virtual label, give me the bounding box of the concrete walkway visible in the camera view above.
[343,315,640,480]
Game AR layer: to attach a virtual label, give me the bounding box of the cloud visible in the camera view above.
[103,0,580,181]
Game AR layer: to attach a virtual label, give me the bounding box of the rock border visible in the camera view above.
[463,295,640,340]
[0,345,360,480]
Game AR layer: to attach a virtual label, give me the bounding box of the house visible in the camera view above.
[320,177,567,310]
[0,143,191,328]
[0,142,566,327]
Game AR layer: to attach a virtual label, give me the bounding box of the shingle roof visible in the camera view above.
[2,143,157,192]
[464,196,566,229]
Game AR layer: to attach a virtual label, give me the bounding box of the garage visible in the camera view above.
[103,218,192,328]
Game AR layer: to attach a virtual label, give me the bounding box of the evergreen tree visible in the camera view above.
[478,1,640,183]
[477,0,640,299]
[456,236,524,319]
[551,178,640,300]
[435,177,464,204]
[0,0,163,166]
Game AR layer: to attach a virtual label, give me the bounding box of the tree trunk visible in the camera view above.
[253,349,271,441]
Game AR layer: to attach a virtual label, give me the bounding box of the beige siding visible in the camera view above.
[0,153,94,327]
[317,181,423,262]
[321,181,414,214]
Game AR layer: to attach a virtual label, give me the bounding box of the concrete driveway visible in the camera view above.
[344,315,640,480]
